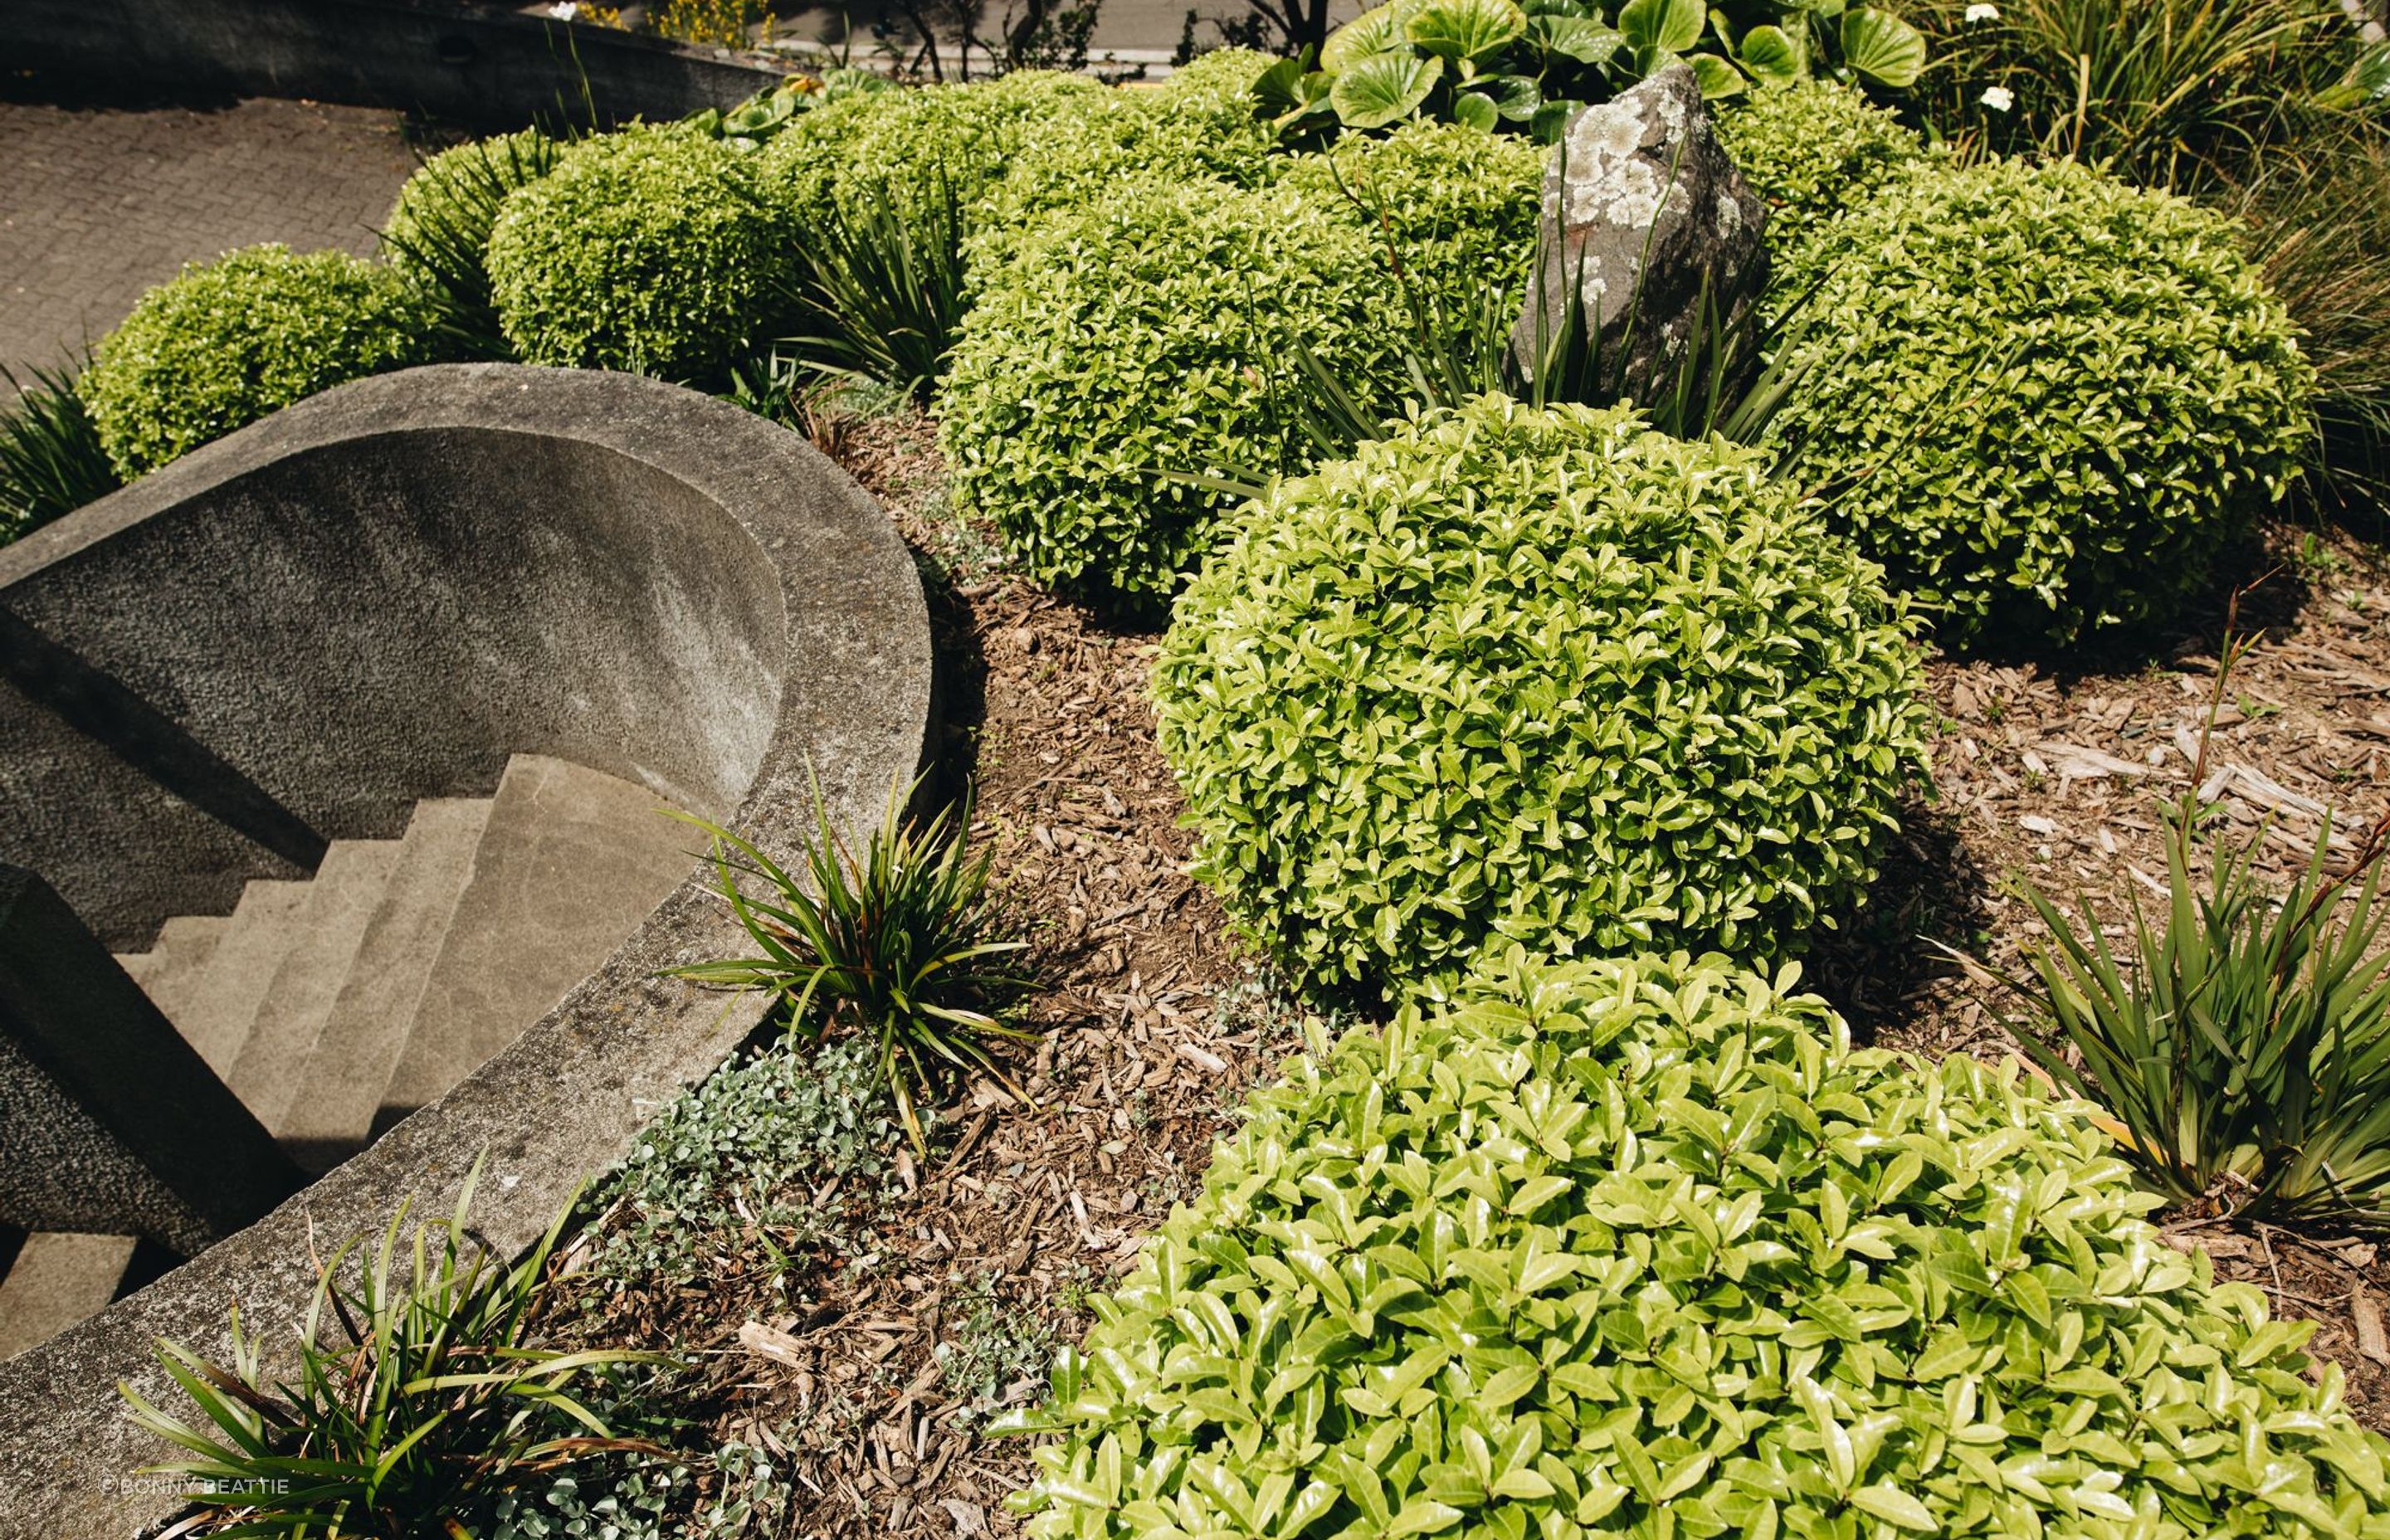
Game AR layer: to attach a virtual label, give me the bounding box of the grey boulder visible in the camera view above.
[1511,64,1769,405]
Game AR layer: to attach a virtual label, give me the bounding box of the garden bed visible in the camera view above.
[563,399,2390,1536]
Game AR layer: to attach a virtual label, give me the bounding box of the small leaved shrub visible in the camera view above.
[942,180,1406,600]
[380,128,563,355]
[1714,80,1926,279]
[1277,119,1547,309]
[757,70,1106,233]
[1157,394,1925,996]
[78,245,438,478]
[1766,158,2313,646]
[486,127,789,376]
[1007,948,2390,1540]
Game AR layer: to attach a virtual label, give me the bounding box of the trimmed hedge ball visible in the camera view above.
[1156,393,1926,995]
[1012,948,2390,1540]
[1713,79,1926,278]
[756,70,1108,231]
[1765,158,2313,646]
[1277,119,1548,305]
[78,245,439,479]
[485,127,789,376]
[941,180,1407,601]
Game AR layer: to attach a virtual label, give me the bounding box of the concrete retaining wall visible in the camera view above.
[0,364,933,1536]
[8,0,787,129]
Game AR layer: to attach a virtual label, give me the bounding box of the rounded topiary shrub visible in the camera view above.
[942,180,1407,600]
[78,244,438,478]
[485,127,789,376]
[1277,119,1547,308]
[1011,948,2390,1540]
[1713,79,1925,277]
[1156,394,1926,995]
[758,70,1108,231]
[1764,158,2313,647]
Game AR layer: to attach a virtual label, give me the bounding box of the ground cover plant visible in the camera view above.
[76,244,439,479]
[486,126,791,377]
[1158,393,1926,997]
[1764,157,2314,648]
[1007,947,2390,1539]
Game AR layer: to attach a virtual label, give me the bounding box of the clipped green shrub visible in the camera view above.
[942,180,1407,599]
[1714,79,1927,279]
[1277,119,1547,308]
[485,126,788,376]
[1766,158,2313,646]
[379,128,562,354]
[78,245,437,479]
[757,70,1107,232]
[972,51,1283,238]
[1156,394,1925,995]
[1008,948,2390,1540]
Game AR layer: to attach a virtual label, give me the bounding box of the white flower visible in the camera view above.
[1979,85,2015,111]
[546,2,579,17]
[1964,2,2000,21]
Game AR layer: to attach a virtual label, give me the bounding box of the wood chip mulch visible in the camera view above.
[588,402,2390,1533]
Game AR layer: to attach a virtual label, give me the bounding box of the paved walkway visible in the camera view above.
[0,97,417,395]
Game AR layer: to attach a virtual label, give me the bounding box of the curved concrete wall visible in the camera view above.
[0,364,933,1536]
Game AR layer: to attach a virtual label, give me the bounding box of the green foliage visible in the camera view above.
[971,51,1285,238]
[756,70,1107,234]
[940,179,1406,600]
[777,167,971,404]
[380,129,564,358]
[122,1162,671,1537]
[1257,0,1928,146]
[1276,119,1546,302]
[1915,0,2381,195]
[580,1032,900,1288]
[1004,948,2390,1540]
[0,361,120,541]
[938,1274,1062,1426]
[1992,789,2390,1231]
[77,245,438,478]
[1713,79,1926,275]
[1764,158,2314,647]
[661,777,1032,1151]
[486,127,789,377]
[2231,124,2390,528]
[1156,394,1926,996]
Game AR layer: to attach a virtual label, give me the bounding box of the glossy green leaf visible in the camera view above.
[1617,0,1702,54]
[1838,6,1925,88]
[1332,51,1447,129]
[1406,0,1529,63]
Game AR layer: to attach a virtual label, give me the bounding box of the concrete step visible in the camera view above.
[170,879,314,1079]
[0,1234,137,1361]
[112,915,231,1028]
[378,755,693,1125]
[226,840,403,1137]
[279,799,494,1174]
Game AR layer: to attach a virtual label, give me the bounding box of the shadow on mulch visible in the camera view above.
[1806,799,1992,1042]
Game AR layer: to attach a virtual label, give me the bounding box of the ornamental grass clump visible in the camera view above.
[77,245,438,478]
[1005,948,2390,1540]
[1156,393,1926,997]
[485,126,789,377]
[942,180,1407,601]
[1764,157,2313,649]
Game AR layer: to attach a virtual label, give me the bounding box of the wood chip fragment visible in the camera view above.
[2355,1284,2390,1367]
[739,1319,809,1370]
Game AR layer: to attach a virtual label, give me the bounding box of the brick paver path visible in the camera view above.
[0,96,418,396]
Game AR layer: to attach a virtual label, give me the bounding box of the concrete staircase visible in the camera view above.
[0,755,696,1359]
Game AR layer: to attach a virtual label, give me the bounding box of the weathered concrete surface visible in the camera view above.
[0,864,303,1255]
[1513,64,1768,402]
[0,364,933,1537]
